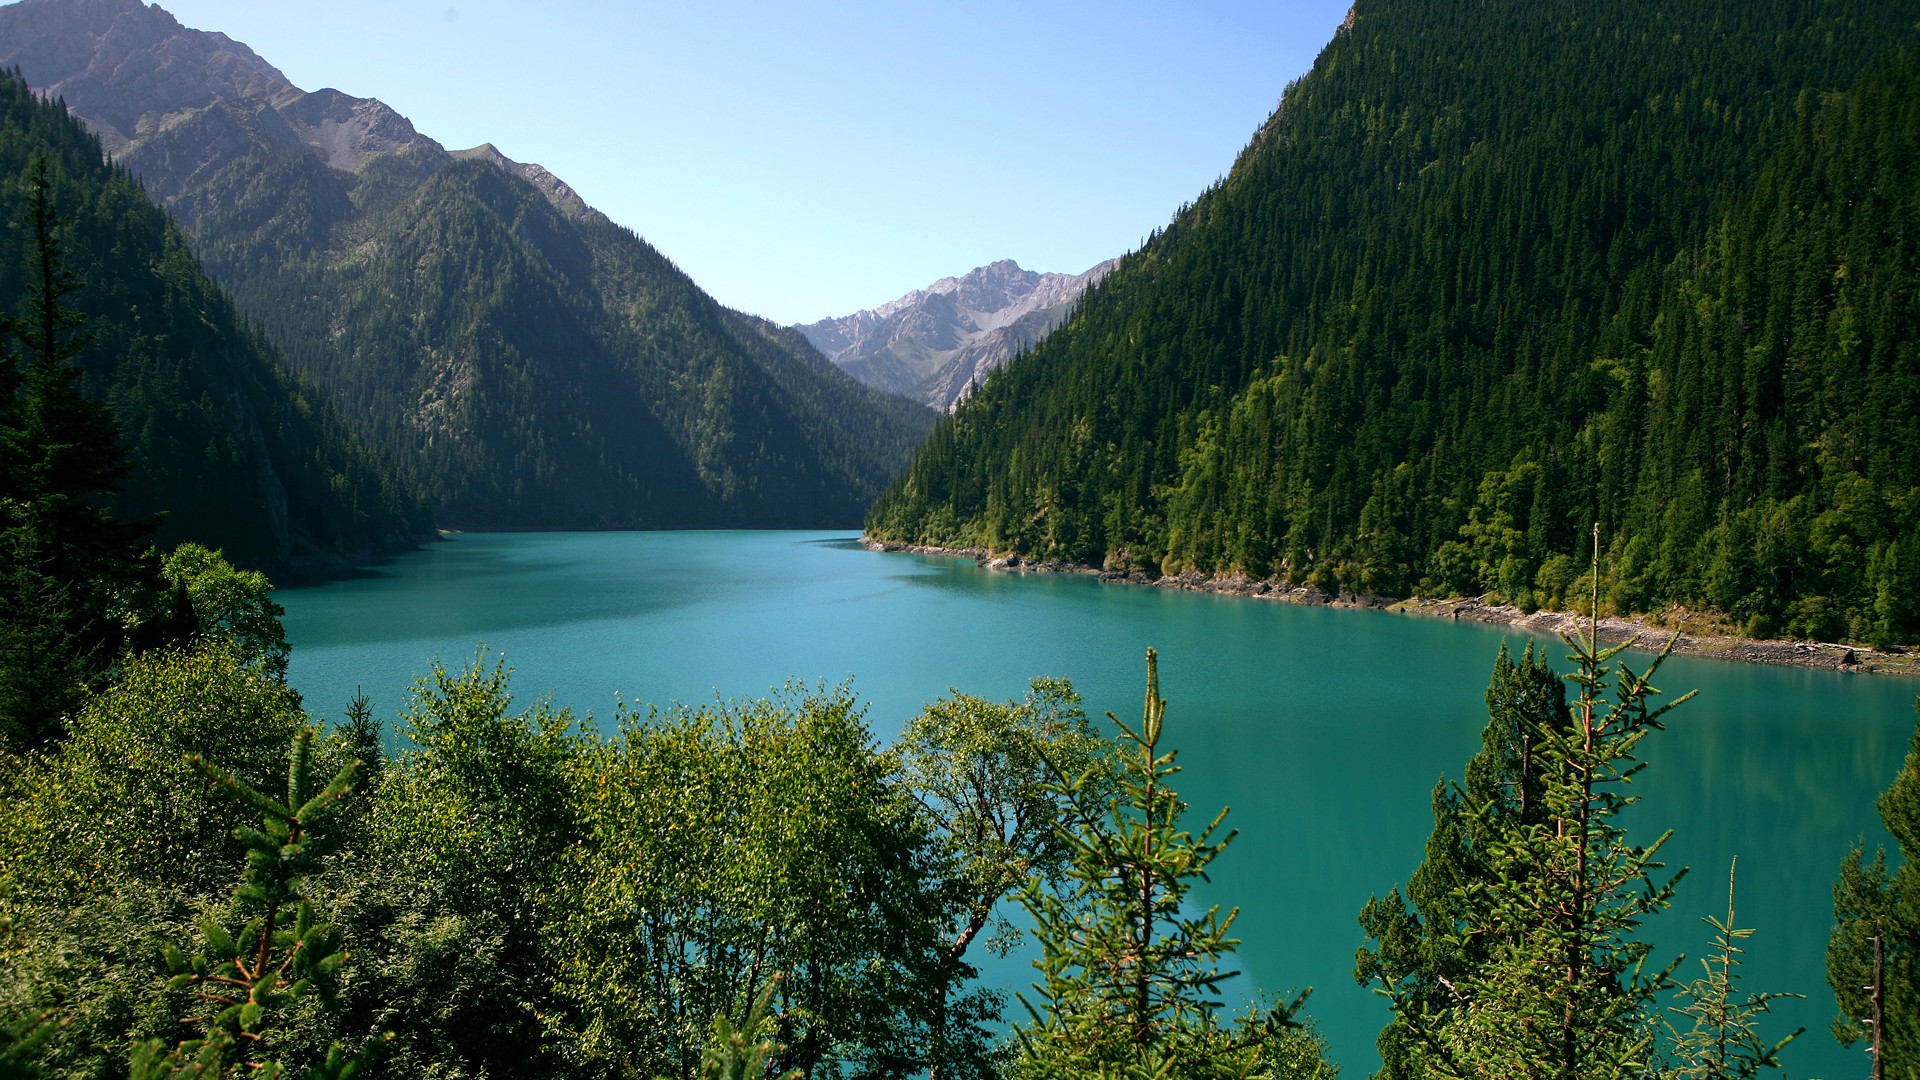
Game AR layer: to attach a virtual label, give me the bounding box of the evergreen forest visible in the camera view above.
[190,153,937,528]
[5,0,1920,1076]
[868,0,1920,648]
[2,231,1913,1070]
[0,70,426,568]
[0,0,938,531]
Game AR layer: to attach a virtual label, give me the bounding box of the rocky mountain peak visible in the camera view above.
[280,86,432,172]
[798,257,1118,410]
[0,0,594,221]
[0,0,289,152]
[0,3,939,533]
[453,142,596,221]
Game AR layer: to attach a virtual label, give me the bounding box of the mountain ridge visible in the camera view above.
[2,0,597,223]
[867,0,1920,646]
[799,257,1116,410]
[0,69,427,569]
[0,0,936,529]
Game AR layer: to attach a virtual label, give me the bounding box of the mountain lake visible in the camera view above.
[278,529,1916,1076]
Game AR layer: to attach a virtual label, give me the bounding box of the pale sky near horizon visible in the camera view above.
[126,1,1351,325]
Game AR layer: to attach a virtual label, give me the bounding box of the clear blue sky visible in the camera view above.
[146,0,1351,325]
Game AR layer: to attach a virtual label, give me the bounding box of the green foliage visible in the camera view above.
[0,638,1057,1079]
[868,2,1920,644]
[5,613,1144,1080]
[1362,619,1800,1079]
[0,642,312,1079]
[1661,861,1802,1080]
[1355,643,1569,1079]
[0,535,91,752]
[894,678,1112,1078]
[1416,632,1690,1078]
[0,1010,57,1080]
[548,680,937,1079]
[1367,614,1712,1076]
[1015,649,1327,1079]
[0,153,159,749]
[1827,699,1920,1077]
[132,729,371,1079]
[160,544,291,681]
[0,641,306,900]
[0,71,427,570]
[315,652,579,1080]
[698,977,799,1080]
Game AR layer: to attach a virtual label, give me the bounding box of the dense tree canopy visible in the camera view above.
[75,70,936,531]
[0,153,159,746]
[1828,704,1920,1078]
[0,70,428,570]
[868,0,1920,646]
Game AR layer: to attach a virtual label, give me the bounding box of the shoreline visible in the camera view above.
[268,531,443,587]
[863,538,1920,678]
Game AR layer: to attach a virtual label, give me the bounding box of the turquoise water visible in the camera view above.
[279,530,1915,1076]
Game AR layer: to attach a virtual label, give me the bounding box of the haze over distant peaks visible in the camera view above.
[799,257,1117,411]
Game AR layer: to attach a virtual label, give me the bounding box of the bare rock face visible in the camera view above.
[0,0,577,217]
[798,257,1118,410]
[277,86,433,172]
[452,143,595,221]
[1,0,285,151]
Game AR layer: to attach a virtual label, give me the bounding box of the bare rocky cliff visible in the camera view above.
[799,257,1117,410]
[0,0,575,217]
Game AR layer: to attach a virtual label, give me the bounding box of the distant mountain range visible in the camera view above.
[1,0,934,530]
[798,258,1116,411]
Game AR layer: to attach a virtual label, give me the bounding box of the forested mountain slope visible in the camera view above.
[0,71,425,567]
[1,0,935,529]
[868,0,1920,646]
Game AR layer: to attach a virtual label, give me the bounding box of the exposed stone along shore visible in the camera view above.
[862,538,1920,678]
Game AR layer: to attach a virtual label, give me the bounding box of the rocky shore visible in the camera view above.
[862,538,1920,677]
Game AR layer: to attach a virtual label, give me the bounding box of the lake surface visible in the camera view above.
[280,530,1915,1076]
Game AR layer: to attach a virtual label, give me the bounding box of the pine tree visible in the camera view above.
[1371,595,1698,1079]
[698,977,800,1080]
[1355,643,1570,1079]
[1663,859,1803,1079]
[0,1011,57,1080]
[0,156,157,748]
[1013,648,1320,1078]
[0,545,87,751]
[1828,700,1920,1078]
[131,728,375,1079]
